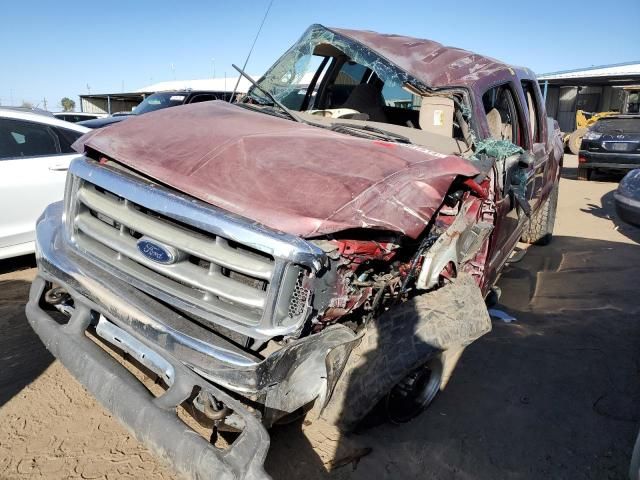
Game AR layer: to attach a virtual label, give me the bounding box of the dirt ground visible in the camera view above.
[1,154,639,479]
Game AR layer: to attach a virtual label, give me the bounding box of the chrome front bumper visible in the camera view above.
[27,202,359,478]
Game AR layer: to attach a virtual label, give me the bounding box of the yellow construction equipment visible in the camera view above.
[565,110,618,155]
[565,86,640,155]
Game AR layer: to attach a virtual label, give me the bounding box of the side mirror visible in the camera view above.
[513,193,532,218]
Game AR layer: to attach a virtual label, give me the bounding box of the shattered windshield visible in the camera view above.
[243,25,474,155]
[249,25,422,109]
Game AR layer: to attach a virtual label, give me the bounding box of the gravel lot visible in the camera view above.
[1,154,639,479]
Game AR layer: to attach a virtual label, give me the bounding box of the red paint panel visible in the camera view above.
[75,101,479,239]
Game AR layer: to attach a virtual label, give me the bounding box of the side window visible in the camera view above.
[52,127,84,153]
[328,61,370,107]
[381,83,421,111]
[189,94,218,104]
[521,80,542,142]
[0,118,60,159]
[482,84,526,148]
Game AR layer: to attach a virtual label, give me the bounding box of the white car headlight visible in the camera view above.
[583,130,602,141]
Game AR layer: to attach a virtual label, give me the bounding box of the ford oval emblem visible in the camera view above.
[136,237,181,265]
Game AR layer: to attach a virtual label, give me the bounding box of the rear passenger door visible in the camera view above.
[520,80,548,211]
[0,118,84,250]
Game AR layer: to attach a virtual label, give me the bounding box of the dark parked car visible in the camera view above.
[578,115,640,180]
[615,169,640,226]
[53,112,106,123]
[78,90,227,129]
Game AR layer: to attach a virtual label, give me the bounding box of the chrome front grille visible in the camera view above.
[64,158,324,339]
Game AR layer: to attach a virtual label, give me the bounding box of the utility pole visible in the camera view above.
[43,98,48,111]
[170,63,176,80]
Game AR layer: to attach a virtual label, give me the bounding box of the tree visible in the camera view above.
[61,97,75,112]
[21,100,33,109]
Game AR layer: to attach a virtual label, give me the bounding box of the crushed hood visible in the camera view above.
[74,101,479,239]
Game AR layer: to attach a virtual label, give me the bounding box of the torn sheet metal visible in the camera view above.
[74,101,479,239]
[416,201,493,290]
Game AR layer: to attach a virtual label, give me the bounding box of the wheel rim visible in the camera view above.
[385,357,442,424]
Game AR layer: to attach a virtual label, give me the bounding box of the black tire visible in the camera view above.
[320,274,489,432]
[384,355,443,424]
[577,166,592,181]
[521,182,559,246]
[319,303,437,432]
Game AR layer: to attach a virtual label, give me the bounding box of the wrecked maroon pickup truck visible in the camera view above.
[26,25,562,479]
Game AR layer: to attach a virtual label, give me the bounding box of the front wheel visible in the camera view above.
[320,273,490,432]
[384,355,443,424]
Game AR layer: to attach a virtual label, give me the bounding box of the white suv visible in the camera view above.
[0,108,89,259]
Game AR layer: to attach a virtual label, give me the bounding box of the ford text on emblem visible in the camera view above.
[136,237,182,265]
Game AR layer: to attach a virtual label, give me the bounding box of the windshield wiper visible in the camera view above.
[232,64,303,123]
[330,123,412,144]
[237,102,293,120]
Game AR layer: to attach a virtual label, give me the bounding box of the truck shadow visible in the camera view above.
[266,235,640,479]
[0,256,53,407]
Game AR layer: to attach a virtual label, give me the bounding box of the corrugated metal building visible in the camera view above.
[79,77,254,114]
[538,62,640,132]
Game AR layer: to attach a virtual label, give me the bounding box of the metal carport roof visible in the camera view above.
[538,61,640,86]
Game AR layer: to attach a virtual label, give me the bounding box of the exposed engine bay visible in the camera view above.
[294,179,495,339]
